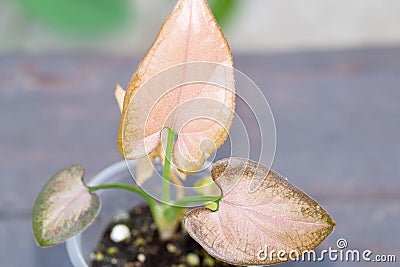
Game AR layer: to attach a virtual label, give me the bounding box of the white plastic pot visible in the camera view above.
[65,160,260,267]
[66,159,221,267]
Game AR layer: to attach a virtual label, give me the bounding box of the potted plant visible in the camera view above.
[32,0,335,266]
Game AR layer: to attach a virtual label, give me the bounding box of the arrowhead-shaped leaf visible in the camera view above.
[184,158,335,265]
[32,165,101,247]
[117,0,235,173]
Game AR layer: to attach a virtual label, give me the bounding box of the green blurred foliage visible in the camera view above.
[208,0,238,28]
[16,0,237,37]
[16,0,130,36]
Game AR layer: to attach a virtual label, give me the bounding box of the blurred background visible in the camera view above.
[1,0,399,267]
[1,0,400,54]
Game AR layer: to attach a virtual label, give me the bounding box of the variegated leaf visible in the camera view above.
[184,158,335,265]
[117,0,235,173]
[32,165,100,247]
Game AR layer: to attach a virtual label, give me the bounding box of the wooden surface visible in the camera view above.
[1,48,399,266]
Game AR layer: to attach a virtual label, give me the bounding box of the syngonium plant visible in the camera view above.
[32,0,335,265]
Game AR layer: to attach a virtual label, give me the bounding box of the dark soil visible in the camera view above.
[91,204,237,267]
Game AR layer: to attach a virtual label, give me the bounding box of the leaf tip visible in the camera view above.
[327,214,336,229]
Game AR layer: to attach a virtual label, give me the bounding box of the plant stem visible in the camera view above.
[173,195,221,207]
[88,183,157,213]
[162,127,175,203]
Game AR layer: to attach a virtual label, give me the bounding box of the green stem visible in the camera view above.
[88,183,157,212]
[173,195,221,207]
[162,127,175,203]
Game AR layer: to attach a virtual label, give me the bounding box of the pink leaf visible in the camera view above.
[32,165,100,247]
[184,158,335,265]
[117,0,235,173]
